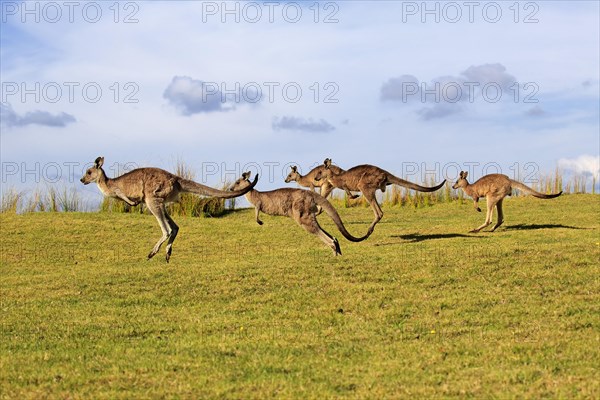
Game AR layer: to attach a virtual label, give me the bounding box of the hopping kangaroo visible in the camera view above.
[285,164,359,199]
[80,157,258,262]
[230,172,372,255]
[315,158,446,230]
[452,171,562,233]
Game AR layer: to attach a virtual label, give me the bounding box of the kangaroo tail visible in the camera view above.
[389,175,446,192]
[314,195,372,242]
[179,174,258,199]
[510,179,562,199]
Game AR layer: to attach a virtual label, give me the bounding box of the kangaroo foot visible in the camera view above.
[332,238,342,256]
[469,228,481,233]
[165,247,173,263]
[490,221,504,232]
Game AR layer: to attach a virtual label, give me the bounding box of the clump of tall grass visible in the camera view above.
[563,175,590,194]
[47,185,82,212]
[23,188,48,213]
[167,159,230,217]
[529,168,564,196]
[1,185,86,213]
[382,179,457,208]
[386,186,404,207]
[169,159,198,217]
[535,169,594,195]
[0,188,23,213]
[554,167,563,194]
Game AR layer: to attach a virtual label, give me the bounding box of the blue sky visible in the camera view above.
[1,1,599,205]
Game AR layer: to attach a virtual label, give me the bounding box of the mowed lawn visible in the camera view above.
[1,194,599,399]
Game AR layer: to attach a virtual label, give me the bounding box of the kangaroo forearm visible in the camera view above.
[107,179,142,200]
[115,190,137,206]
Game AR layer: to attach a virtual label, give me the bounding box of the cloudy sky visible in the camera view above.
[1,1,599,205]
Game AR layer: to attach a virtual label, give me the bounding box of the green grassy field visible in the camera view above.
[1,194,599,399]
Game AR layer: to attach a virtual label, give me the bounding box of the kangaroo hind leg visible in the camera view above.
[362,188,383,231]
[297,213,341,256]
[255,205,264,225]
[470,198,495,233]
[164,212,179,262]
[146,200,172,261]
[490,198,504,232]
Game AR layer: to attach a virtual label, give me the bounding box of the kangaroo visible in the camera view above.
[284,164,359,199]
[80,157,258,262]
[230,172,373,255]
[315,158,446,230]
[452,171,562,233]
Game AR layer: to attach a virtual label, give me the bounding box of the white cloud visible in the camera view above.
[381,63,521,120]
[461,63,516,90]
[272,116,335,133]
[525,105,546,117]
[558,155,600,178]
[418,103,463,120]
[163,76,234,115]
[1,103,76,128]
[380,75,420,102]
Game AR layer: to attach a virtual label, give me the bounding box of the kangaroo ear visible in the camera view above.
[291,166,297,172]
[94,157,104,168]
[463,171,468,179]
[324,158,332,167]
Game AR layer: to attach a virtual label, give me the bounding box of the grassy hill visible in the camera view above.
[1,194,599,398]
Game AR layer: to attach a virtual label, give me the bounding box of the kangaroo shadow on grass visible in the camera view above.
[375,224,587,246]
[381,232,482,244]
[503,223,584,231]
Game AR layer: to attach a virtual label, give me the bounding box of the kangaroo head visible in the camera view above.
[230,171,253,191]
[80,156,105,185]
[452,171,469,189]
[314,158,334,182]
[284,166,300,183]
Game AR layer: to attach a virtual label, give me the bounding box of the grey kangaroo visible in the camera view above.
[80,157,258,262]
[315,158,446,230]
[452,171,562,233]
[284,164,359,199]
[230,172,373,255]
